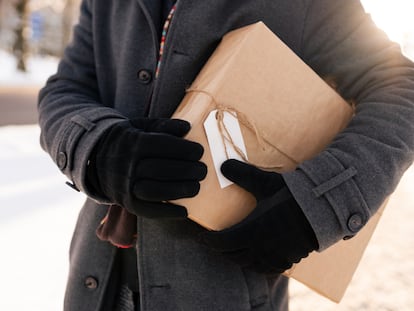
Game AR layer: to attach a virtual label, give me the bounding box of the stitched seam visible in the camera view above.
[71,115,96,131]
[312,167,357,197]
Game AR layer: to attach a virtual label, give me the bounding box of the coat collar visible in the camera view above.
[135,0,183,57]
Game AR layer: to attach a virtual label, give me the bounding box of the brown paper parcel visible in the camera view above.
[172,21,387,302]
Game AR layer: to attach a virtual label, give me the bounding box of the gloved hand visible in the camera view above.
[87,118,207,218]
[199,159,319,274]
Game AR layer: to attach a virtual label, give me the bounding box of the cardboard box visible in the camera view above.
[172,21,386,302]
[172,21,354,230]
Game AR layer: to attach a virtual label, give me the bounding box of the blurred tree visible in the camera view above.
[13,0,30,72]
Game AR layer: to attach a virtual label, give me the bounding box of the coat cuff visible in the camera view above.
[52,108,126,203]
[283,151,371,250]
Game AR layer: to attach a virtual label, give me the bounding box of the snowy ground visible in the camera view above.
[0,126,413,311]
[0,50,58,87]
[0,125,85,311]
[0,122,412,305]
[1,2,414,307]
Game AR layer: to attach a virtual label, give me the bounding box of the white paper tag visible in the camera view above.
[204,110,248,188]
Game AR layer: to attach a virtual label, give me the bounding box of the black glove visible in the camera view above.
[87,118,207,218]
[199,159,318,274]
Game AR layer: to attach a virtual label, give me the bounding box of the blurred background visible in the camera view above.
[0,0,79,63]
[0,1,413,310]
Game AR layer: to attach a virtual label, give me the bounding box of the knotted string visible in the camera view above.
[186,87,298,170]
[215,107,261,162]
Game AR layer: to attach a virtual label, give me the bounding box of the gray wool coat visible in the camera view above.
[38,0,414,310]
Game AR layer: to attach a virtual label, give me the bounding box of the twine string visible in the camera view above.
[186,88,298,169]
[215,107,262,162]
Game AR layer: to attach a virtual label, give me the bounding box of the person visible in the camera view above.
[38,1,414,310]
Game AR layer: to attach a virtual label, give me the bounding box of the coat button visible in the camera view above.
[137,69,152,84]
[84,276,98,290]
[57,152,67,170]
[347,213,363,233]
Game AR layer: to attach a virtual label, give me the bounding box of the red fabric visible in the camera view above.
[96,205,137,248]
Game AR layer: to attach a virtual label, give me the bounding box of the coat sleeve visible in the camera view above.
[38,0,126,200]
[283,0,414,250]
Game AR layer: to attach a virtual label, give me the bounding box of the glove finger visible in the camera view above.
[128,200,188,218]
[133,180,201,201]
[198,226,251,251]
[261,258,293,274]
[140,132,204,161]
[130,118,191,137]
[246,260,290,275]
[220,248,256,267]
[136,159,207,181]
[221,159,285,199]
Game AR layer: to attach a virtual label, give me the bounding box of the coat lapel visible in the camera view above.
[135,0,160,53]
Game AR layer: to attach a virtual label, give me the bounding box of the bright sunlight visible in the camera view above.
[362,0,414,57]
